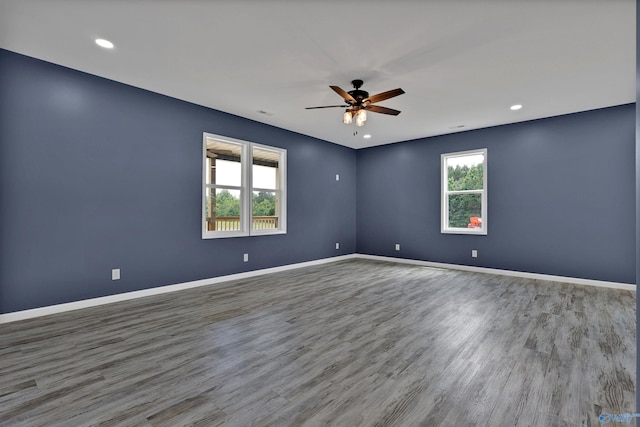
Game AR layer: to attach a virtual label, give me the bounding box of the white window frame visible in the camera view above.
[441,148,487,235]
[202,132,287,239]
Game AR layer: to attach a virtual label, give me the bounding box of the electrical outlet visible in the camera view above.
[243,253,249,262]
[395,244,400,251]
[472,250,478,258]
[112,268,120,280]
[336,174,340,181]
[335,242,340,250]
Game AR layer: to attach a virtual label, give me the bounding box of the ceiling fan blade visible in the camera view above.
[207,149,234,158]
[330,86,357,103]
[305,105,348,109]
[363,88,405,104]
[365,105,402,116]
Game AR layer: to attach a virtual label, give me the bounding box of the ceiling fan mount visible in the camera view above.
[305,79,405,126]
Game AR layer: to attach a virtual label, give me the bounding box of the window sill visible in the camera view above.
[202,229,287,239]
[441,228,487,236]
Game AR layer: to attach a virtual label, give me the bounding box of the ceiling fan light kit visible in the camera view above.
[306,79,405,127]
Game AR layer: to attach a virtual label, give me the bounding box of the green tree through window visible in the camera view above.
[447,164,483,228]
[252,191,276,216]
[215,189,240,217]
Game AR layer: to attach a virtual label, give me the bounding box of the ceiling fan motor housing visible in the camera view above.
[348,79,368,104]
[347,90,369,104]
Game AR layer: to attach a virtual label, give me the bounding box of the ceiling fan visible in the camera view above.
[306,79,405,127]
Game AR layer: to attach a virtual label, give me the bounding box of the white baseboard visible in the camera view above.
[0,252,633,324]
[357,254,637,291]
[0,254,358,324]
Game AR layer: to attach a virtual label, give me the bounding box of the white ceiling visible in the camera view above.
[0,0,635,149]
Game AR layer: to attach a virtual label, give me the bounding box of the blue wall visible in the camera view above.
[357,105,636,284]
[0,49,357,314]
[0,48,636,315]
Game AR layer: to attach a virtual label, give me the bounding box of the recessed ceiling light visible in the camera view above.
[95,38,114,49]
[363,134,372,139]
[510,104,523,111]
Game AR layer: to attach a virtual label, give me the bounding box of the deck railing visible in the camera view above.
[252,216,279,229]
[206,216,278,231]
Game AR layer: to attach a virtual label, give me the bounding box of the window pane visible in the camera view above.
[252,191,278,230]
[447,154,484,191]
[253,164,277,189]
[204,188,241,231]
[205,140,242,186]
[214,159,241,186]
[448,193,482,229]
[252,147,279,190]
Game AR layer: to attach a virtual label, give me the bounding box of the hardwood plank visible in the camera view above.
[0,259,634,426]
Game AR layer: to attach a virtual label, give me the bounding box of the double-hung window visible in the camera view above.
[202,132,286,238]
[441,148,487,235]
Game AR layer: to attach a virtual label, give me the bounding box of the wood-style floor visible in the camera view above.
[0,259,636,426]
